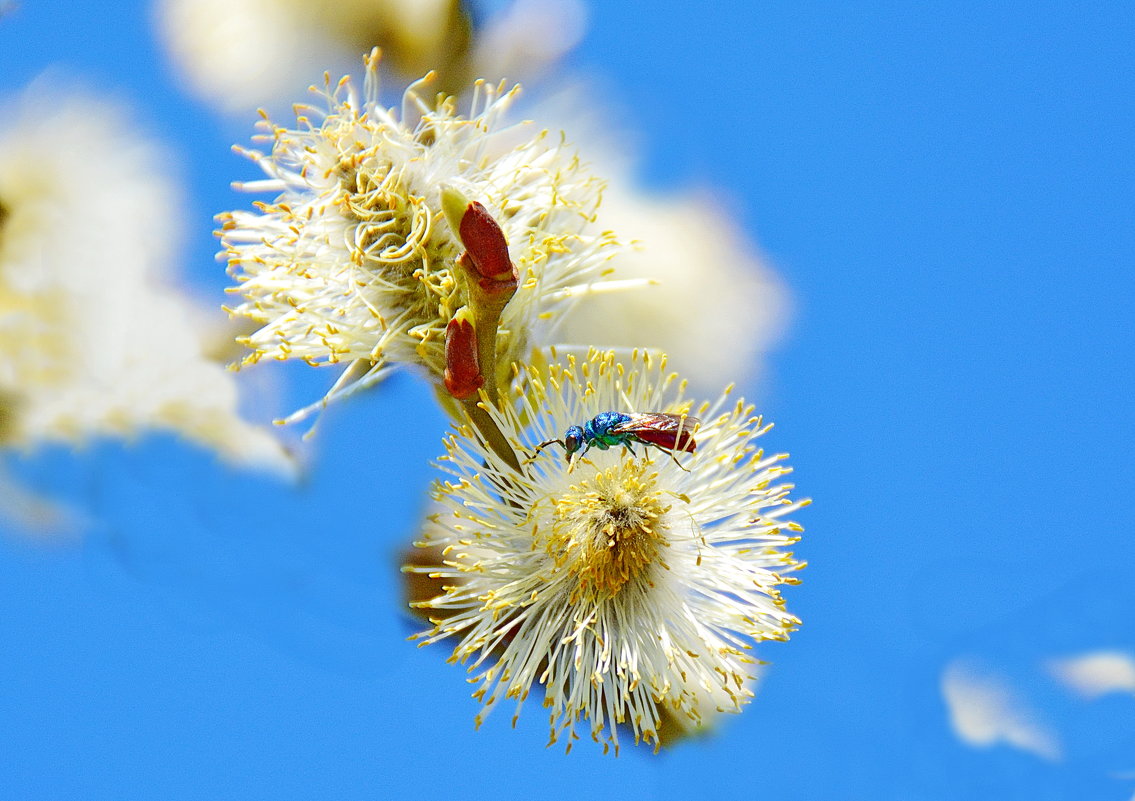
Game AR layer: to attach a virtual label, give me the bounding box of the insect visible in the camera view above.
[533,411,699,468]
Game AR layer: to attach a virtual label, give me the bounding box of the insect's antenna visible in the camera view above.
[526,439,565,463]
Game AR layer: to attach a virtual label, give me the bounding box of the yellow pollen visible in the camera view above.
[545,460,670,600]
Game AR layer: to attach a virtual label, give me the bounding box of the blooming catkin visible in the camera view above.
[409,349,807,753]
[220,50,621,422]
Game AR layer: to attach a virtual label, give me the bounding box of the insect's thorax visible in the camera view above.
[584,412,632,443]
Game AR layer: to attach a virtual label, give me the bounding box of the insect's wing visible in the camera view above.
[612,413,699,453]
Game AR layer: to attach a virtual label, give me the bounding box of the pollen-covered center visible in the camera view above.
[546,459,671,600]
[332,141,461,370]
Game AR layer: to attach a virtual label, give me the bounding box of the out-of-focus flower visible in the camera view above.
[941,659,1062,761]
[537,86,789,393]
[220,51,622,422]
[1048,651,1135,699]
[157,0,471,113]
[156,0,587,115]
[0,85,291,480]
[557,188,789,393]
[469,0,587,86]
[0,462,76,534]
[408,348,806,753]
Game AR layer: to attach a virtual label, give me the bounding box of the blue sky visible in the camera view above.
[1,2,1133,799]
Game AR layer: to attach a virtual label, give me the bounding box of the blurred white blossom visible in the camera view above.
[157,0,467,113]
[1048,651,1135,699]
[557,187,789,393]
[469,0,587,85]
[0,84,292,482]
[534,84,789,392]
[410,349,806,753]
[941,659,1061,761]
[156,0,586,115]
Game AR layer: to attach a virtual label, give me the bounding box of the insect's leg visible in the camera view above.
[568,443,592,473]
[623,440,637,458]
[656,443,691,472]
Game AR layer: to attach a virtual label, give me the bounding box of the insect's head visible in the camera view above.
[563,425,585,460]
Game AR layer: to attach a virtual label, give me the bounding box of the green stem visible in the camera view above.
[471,301,502,408]
[434,384,521,474]
[463,398,521,474]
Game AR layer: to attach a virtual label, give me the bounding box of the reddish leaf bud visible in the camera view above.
[443,310,484,400]
[458,201,514,281]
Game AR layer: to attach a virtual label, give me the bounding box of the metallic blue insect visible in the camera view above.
[534,411,699,466]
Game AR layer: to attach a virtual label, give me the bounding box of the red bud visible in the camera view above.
[443,313,484,400]
[459,201,515,282]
